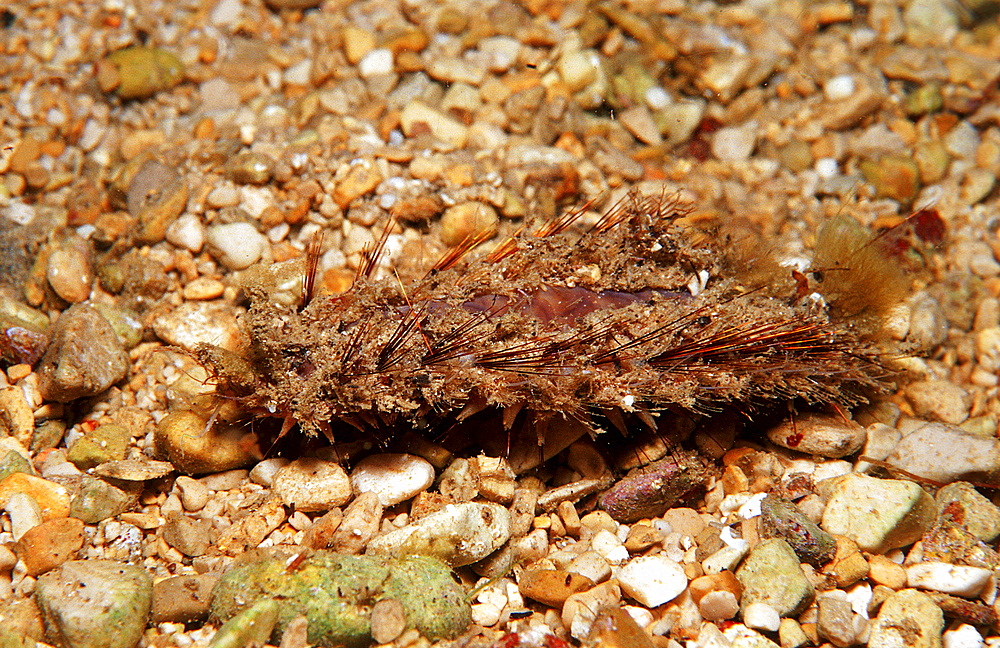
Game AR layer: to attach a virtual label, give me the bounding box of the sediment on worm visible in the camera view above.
[195,191,909,461]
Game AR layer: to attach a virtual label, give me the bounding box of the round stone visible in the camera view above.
[350,453,435,506]
[206,222,268,270]
[272,457,352,512]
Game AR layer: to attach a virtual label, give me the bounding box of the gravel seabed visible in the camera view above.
[2,1,1000,647]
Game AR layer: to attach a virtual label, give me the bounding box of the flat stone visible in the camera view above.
[868,589,943,648]
[272,457,352,512]
[0,473,71,521]
[885,423,1000,486]
[400,101,468,149]
[162,516,212,557]
[151,301,245,353]
[766,413,866,458]
[37,304,129,402]
[34,560,152,648]
[904,380,972,424]
[367,502,511,567]
[617,555,688,607]
[905,562,992,598]
[736,539,814,617]
[518,569,596,608]
[350,453,433,507]
[151,573,219,624]
[820,474,938,552]
[14,516,85,576]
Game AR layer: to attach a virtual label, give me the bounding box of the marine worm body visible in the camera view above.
[197,192,895,457]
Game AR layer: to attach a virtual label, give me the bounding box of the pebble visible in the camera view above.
[936,482,1000,542]
[766,413,866,458]
[905,562,992,598]
[885,423,1000,486]
[562,581,621,641]
[439,201,499,246]
[712,123,758,162]
[736,539,814,617]
[14,516,85,576]
[66,423,130,470]
[617,555,688,607]
[210,599,278,648]
[349,453,434,506]
[34,560,152,648]
[57,474,136,524]
[272,457,352,512]
[95,46,184,99]
[327,491,382,554]
[743,602,781,632]
[46,245,92,304]
[151,573,219,624]
[619,105,663,145]
[817,592,858,648]
[36,304,129,402]
[248,457,290,486]
[904,380,972,425]
[162,516,212,557]
[300,508,344,550]
[135,178,189,245]
[370,598,407,644]
[821,474,938,552]
[153,410,256,475]
[599,451,708,523]
[225,152,273,185]
[518,569,596,607]
[165,214,205,254]
[358,48,394,78]
[333,160,383,209]
[868,554,908,590]
[0,387,34,447]
[591,529,630,565]
[868,589,943,648]
[5,491,43,541]
[211,552,470,645]
[367,502,511,567]
[0,472,71,521]
[758,495,836,567]
[205,222,268,270]
[90,304,142,349]
[182,277,225,301]
[400,101,468,149]
[151,301,244,352]
[173,476,209,511]
[942,624,984,648]
[93,458,173,481]
[567,550,613,583]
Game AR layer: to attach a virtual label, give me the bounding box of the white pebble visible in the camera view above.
[4,492,42,541]
[273,457,352,512]
[205,184,240,208]
[166,214,205,253]
[350,453,435,506]
[210,0,243,26]
[283,59,312,86]
[590,529,629,565]
[815,157,839,178]
[645,86,672,110]
[3,201,36,226]
[743,602,781,632]
[206,222,267,270]
[943,624,984,648]
[906,562,993,598]
[711,123,757,162]
[824,75,856,100]
[617,555,688,607]
[249,457,290,486]
[358,48,393,78]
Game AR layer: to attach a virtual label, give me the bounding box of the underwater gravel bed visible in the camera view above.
[1,0,1000,647]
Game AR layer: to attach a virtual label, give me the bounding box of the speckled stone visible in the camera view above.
[36,304,129,403]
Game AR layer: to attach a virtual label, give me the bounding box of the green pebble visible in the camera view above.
[67,424,131,470]
[210,552,471,647]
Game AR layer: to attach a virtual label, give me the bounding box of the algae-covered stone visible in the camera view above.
[210,551,471,647]
[67,424,131,470]
[34,560,152,648]
[96,46,184,100]
[736,539,814,617]
[49,475,138,524]
[209,599,278,648]
[759,495,836,567]
[366,502,511,566]
[820,474,937,552]
[868,589,943,648]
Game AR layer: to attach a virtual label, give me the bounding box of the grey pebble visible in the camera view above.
[34,560,152,648]
[868,589,943,648]
[37,304,129,403]
[885,422,1000,485]
[367,502,511,567]
[735,538,814,617]
[759,495,836,567]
